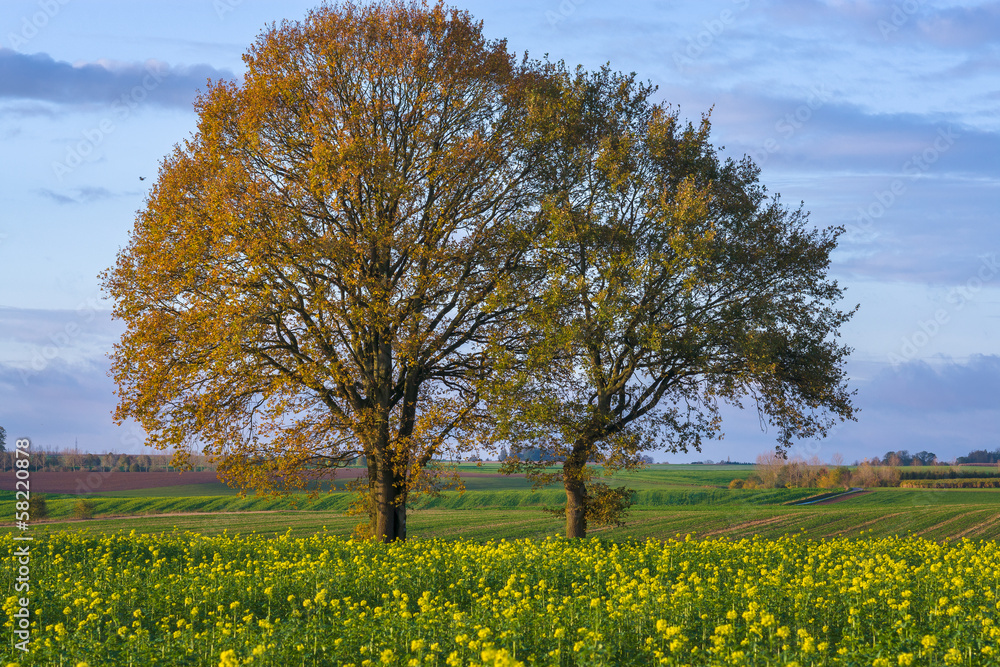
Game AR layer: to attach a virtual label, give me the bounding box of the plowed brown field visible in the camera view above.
[2,468,519,494]
[1,471,222,493]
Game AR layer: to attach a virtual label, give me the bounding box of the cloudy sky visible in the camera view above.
[1,0,997,463]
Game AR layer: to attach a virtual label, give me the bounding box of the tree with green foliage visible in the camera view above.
[0,425,6,452]
[485,66,857,538]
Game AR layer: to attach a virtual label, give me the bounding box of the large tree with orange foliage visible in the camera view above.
[102,2,547,542]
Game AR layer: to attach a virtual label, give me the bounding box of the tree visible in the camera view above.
[100,453,118,472]
[882,449,912,466]
[32,450,48,471]
[64,449,83,471]
[0,425,5,452]
[102,2,546,542]
[485,66,856,538]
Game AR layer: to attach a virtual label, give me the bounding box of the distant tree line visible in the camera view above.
[871,448,1000,466]
[729,454,857,490]
[873,450,938,466]
[729,449,1000,490]
[955,449,1000,465]
[730,456,903,489]
[0,450,217,473]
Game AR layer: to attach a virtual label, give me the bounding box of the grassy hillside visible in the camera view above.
[11,501,1000,542]
[450,463,754,489]
[7,463,998,543]
[9,486,817,520]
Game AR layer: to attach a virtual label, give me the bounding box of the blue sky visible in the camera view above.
[0,0,997,463]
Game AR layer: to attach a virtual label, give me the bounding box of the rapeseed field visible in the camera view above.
[3,531,998,665]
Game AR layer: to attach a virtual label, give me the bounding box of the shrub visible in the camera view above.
[900,479,1000,489]
[72,499,96,520]
[29,493,49,520]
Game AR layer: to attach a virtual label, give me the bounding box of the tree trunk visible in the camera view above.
[565,475,587,538]
[367,399,407,542]
[374,462,407,542]
[564,436,592,538]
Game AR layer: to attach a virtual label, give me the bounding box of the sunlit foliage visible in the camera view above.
[485,66,856,537]
[102,1,548,541]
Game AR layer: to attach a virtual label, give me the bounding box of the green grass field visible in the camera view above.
[6,463,999,543]
[452,462,758,489]
[13,503,1000,542]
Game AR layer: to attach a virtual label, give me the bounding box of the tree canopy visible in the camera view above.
[103,1,547,542]
[103,2,856,542]
[482,66,856,537]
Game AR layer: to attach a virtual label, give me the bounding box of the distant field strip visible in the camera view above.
[7,464,1000,543]
[8,487,820,520]
[0,470,223,492]
[14,504,1000,542]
